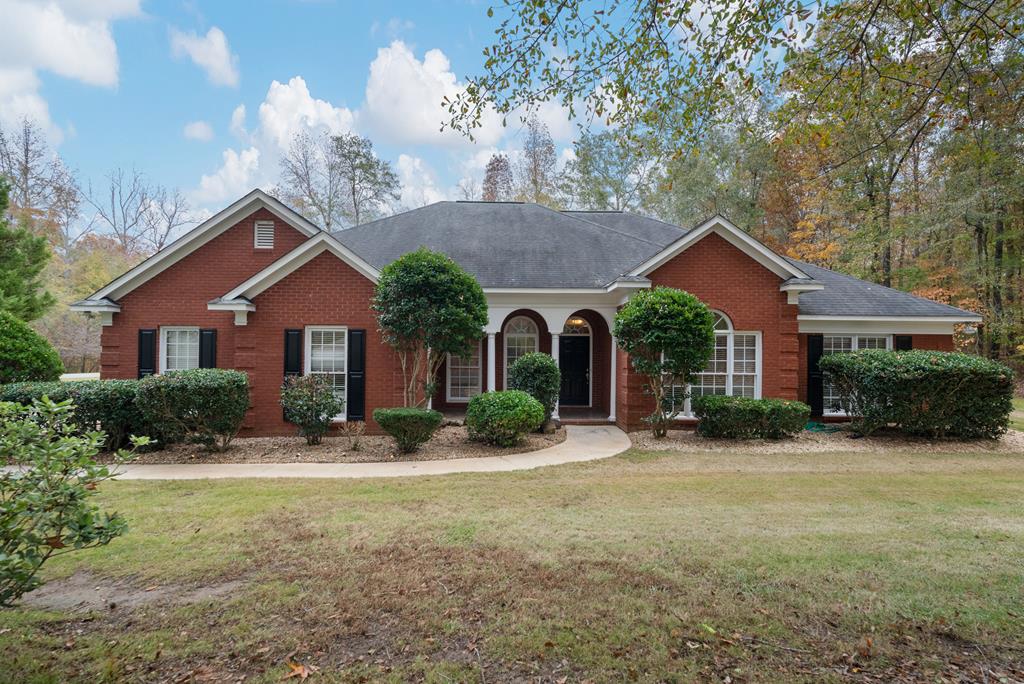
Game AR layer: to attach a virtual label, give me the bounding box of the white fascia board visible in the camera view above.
[482,287,609,295]
[798,314,983,323]
[207,300,256,312]
[797,316,976,335]
[780,282,824,292]
[630,216,810,281]
[69,299,121,313]
[82,189,321,303]
[220,232,379,302]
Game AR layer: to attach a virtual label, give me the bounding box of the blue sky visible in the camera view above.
[0,0,578,219]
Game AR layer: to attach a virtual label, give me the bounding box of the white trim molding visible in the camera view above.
[69,297,120,326]
[629,215,811,281]
[798,315,980,335]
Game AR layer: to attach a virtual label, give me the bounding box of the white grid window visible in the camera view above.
[670,312,761,415]
[504,316,538,387]
[822,334,891,415]
[447,342,482,402]
[161,327,199,371]
[306,326,347,420]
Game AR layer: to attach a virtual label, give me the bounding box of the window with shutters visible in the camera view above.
[666,312,761,415]
[305,326,347,421]
[160,327,200,371]
[254,220,274,249]
[446,341,482,402]
[822,334,891,415]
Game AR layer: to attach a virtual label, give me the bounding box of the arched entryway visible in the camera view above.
[558,315,592,406]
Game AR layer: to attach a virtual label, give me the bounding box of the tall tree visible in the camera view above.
[86,168,191,255]
[514,115,560,205]
[0,178,55,321]
[562,131,654,211]
[481,154,513,201]
[277,131,400,230]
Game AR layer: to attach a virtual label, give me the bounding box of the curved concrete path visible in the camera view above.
[110,425,631,480]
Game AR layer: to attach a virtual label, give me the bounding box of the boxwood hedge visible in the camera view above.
[692,395,810,439]
[465,390,544,447]
[137,369,250,451]
[372,407,443,453]
[819,350,1014,439]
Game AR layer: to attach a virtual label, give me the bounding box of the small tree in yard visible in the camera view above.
[613,287,716,438]
[280,374,345,445]
[1,397,147,606]
[373,248,488,407]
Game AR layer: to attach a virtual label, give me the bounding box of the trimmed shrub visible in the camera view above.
[0,379,146,450]
[373,407,443,453]
[280,374,345,445]
[0,311,63,384]
[137,369,250,451]
[819,350,1014,439]
[693,396,810,439]
[508,352,561,422]
[465,390,544,447]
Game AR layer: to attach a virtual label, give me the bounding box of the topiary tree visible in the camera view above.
[0,311,63,384]
[508,351,561,423]
[372,248,488,407]
[613,287,716,438]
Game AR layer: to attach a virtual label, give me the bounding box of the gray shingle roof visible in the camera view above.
[331,201,978,318]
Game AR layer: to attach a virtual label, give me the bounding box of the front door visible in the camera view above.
[559,336,590,406]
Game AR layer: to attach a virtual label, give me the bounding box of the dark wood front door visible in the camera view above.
[559,336,590,406]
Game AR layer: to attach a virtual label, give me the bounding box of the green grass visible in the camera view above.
[2,448,1023,682]
[1012,397,1024,431]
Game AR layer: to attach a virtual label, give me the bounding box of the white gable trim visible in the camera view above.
[219,232,380,303]
[629,216,810,281]
[81,189,321,303]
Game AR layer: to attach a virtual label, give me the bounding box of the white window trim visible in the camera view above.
[502,316,539,390]
[680,330,762,416]
[304,325,348,422]
[822,334,892,416]
[159,326,200,373]
[445,340,483,403]
[254,220,275,249]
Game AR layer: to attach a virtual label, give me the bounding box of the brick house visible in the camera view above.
[72,189,981,434]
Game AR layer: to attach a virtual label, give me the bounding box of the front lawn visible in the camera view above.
[3,448,1023,682]
[1012,397,1024,431]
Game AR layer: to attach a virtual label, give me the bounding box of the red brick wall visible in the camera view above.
[100,208,309,379]
[615,232,800,431]
[237,251,404,436]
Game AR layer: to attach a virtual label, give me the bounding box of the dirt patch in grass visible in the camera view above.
[20,570,245,613]
[103,424,566,465]
[631,425,1024,454]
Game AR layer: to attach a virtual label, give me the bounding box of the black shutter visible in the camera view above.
[807,334,824,417]
[199,329,217,368]
[284,329,303,376]
[894,335,913,351]
[138,329,157,378]
[347,329,366,421]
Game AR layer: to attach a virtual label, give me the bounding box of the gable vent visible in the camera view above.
[254,220,274,249]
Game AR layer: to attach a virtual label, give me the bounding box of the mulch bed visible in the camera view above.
[102,424,567,464]
[630,425,1024,454]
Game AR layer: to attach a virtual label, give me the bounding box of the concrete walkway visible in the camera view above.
[109,425,631,480]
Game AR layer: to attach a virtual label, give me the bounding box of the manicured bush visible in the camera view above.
[0,379,146,450]
[508,352,561,422]
[280,374,345,445]
[0,311,63,384]
[819,350,1014,439]
[1,397,146,606]
[373,407,443,453]
[137,369,250,451]
[465,390,545,447]
[693,396,810,439]
[613,287,716,438]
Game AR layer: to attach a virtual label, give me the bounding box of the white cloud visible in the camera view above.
[194,146,260,205]
[370,17,415,39]
[257,76,354,149]
[229,104,247,138]
[0,0,139,138]
[361,41,503,147]
[396,154,447,208]
[170,26,239,87]
[183,120,214,141]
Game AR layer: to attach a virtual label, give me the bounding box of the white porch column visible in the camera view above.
[550,332,561,420]
[486,333,496,392]
[608,334,617,422]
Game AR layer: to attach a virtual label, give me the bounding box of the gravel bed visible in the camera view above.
[107,425,567,464]
[630,426,1024,454]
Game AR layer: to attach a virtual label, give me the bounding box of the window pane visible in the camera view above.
[448,344,482,400]
[822,336,854,414]
[858,336,888,350]
[164,329,199,371]
[308,328,346,416]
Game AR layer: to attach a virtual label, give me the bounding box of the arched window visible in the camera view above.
[562,317,591,335]
[504,316,538,386]
[674,311,761,413]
